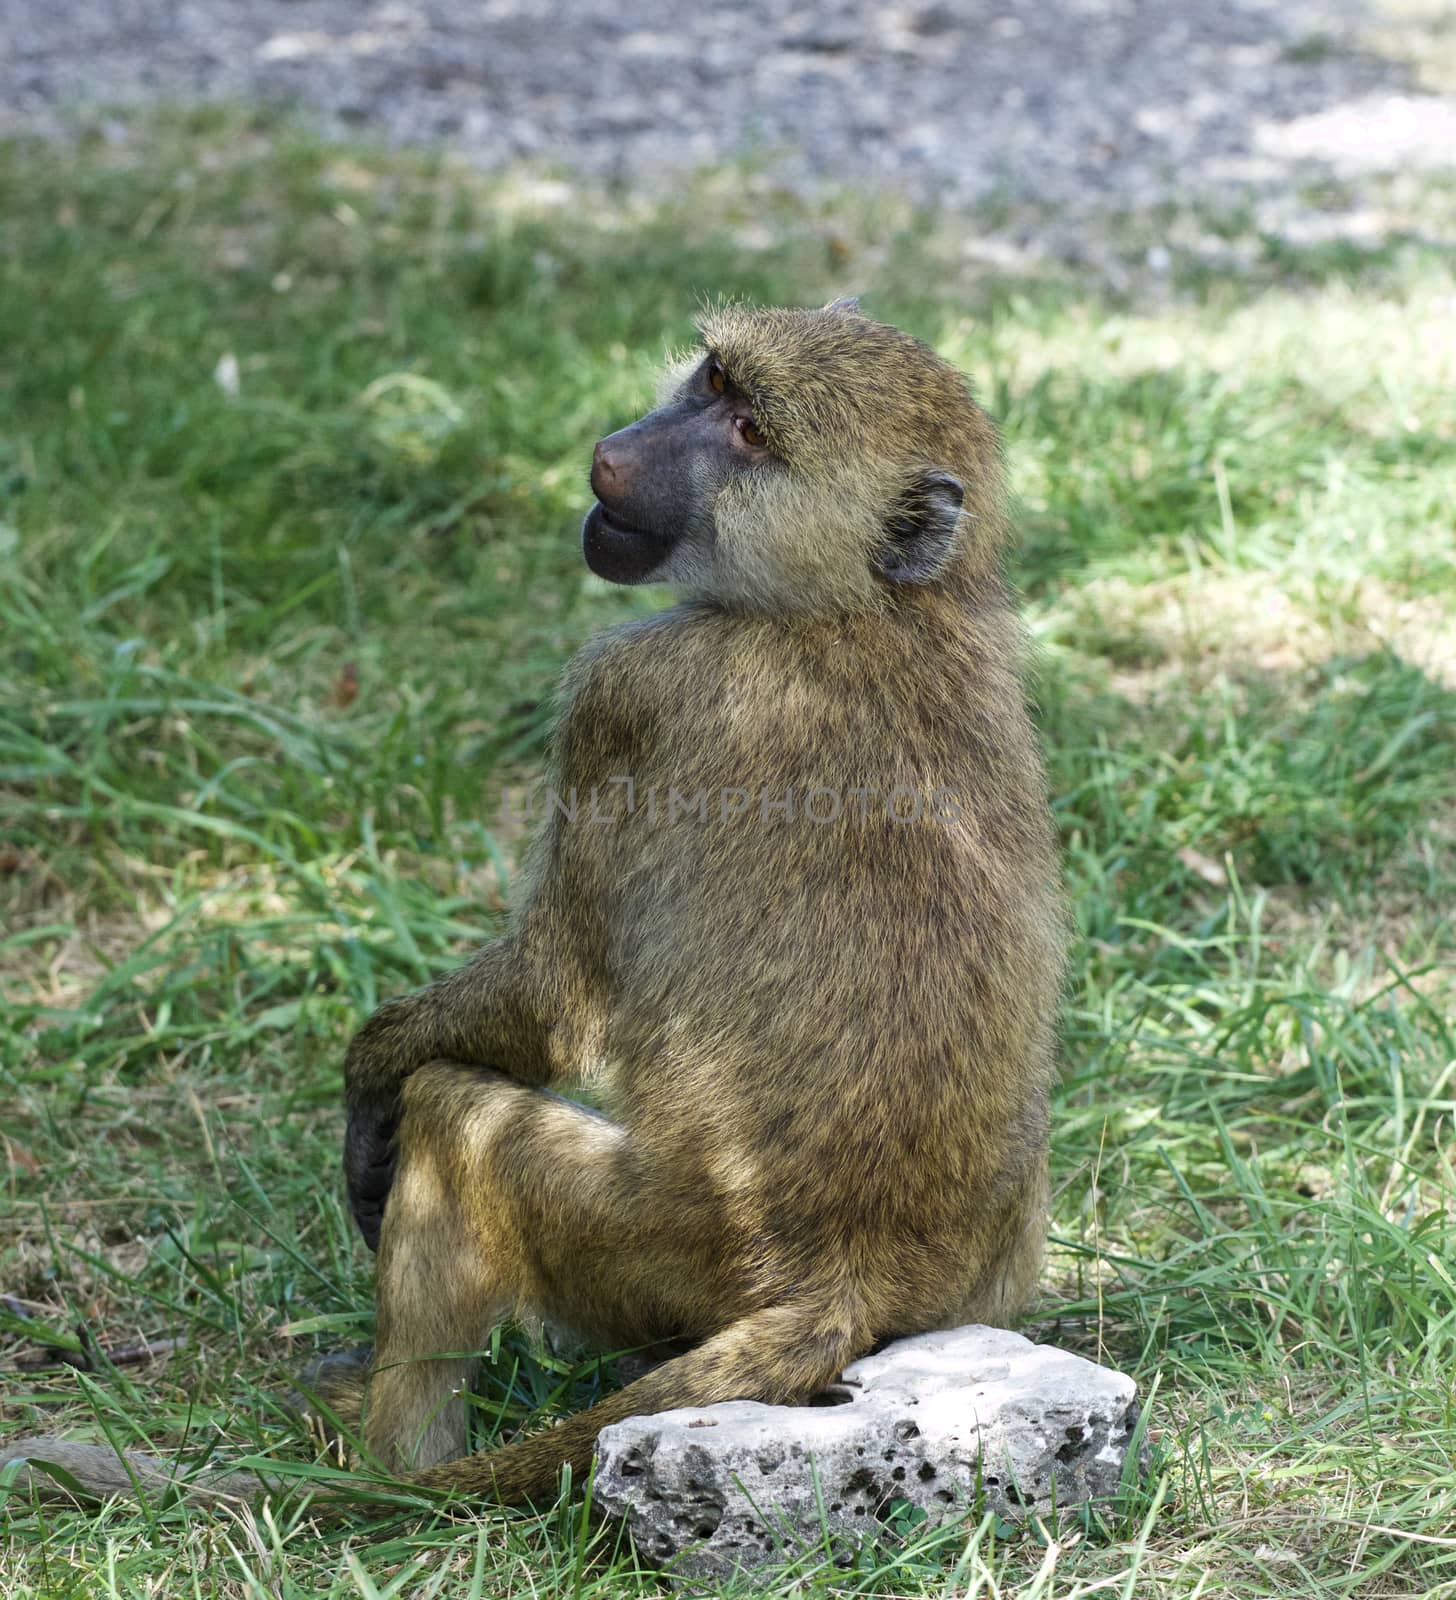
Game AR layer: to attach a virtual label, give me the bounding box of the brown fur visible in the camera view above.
[5,302,1065,1511]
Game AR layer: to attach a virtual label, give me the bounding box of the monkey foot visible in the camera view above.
[287,1345,373,1465]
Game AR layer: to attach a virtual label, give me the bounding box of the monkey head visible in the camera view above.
[582,299,1004,614]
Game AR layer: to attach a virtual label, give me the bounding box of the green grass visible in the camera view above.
[2,108,1455,1598]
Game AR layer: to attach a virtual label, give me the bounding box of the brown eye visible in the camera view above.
[737,416,765,449]
[708,361,726,396]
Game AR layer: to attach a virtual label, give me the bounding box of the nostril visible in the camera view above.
[591,441,629,500]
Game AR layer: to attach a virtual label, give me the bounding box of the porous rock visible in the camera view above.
[593,1325,1143,1582]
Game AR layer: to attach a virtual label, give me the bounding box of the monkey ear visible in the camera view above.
[824,296,862,315]
[876,470,964,585]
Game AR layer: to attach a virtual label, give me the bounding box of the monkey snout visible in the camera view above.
[591,439,635,502]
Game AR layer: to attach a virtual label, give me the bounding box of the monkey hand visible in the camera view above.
[343,995,431,1251]
[344,1107,398,1252]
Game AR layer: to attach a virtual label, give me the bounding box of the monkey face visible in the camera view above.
[582,352,769,588]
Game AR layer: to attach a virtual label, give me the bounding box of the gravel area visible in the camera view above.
[3,0,1454,225]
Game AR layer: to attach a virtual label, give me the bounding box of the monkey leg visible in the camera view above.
[364,1061,742,1475]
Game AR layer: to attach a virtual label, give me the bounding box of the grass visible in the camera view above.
[1,107,1454,1597]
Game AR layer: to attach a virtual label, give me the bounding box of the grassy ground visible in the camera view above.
[1,110,1454,1598]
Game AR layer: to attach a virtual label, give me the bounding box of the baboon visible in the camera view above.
[7,300,1065,1510]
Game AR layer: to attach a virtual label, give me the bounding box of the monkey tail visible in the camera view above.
[4,1302,864,1511]
[2,1435,265,1506]
[410,1300,866,1506]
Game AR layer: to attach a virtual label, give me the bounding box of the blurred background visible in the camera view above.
[2,4,1455,1597]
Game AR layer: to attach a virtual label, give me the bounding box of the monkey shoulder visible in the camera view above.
[551,604,733,772]
[560,604,735,711]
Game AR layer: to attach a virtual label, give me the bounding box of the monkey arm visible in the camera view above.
[345,939,539,1106]
[344,905,600,1102]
